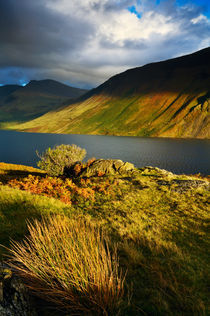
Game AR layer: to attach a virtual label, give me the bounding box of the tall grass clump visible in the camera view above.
[37,144,86,176]
[8,216,125,315]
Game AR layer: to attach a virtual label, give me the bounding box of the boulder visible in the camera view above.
[139,166,174,176]
[0,264,37,316]
[81,159,135,177]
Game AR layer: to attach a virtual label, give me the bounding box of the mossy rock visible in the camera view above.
[139,166,174,177]
[81,159,136,177]
[0,263,37,316]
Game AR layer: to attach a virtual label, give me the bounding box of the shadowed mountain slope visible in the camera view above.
[11,48,210,138]
[0,79,88,122]
[0,85,20,98]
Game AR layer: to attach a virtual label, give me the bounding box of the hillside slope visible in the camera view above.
[12,48,210,138]
[0,79,87,123]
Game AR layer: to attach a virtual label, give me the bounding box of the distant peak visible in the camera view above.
[27,79,63,86]
[27,80,38,85]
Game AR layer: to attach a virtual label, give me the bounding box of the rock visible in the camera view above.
[139,166,174,177]
[171,179,209,193]
[80,159,136,177]
[156,178,209,193]
[0,264,37,316]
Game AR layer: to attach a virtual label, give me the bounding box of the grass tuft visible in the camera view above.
[7,215,126,315]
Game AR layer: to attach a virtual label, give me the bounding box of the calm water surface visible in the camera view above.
[0,130,209,175]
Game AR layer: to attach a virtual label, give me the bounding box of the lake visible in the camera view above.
[0,130,209,175]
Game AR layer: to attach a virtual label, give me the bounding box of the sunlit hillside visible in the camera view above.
[12,47,210,138]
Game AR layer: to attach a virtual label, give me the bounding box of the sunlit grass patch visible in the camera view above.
[0,162,44,173]
[0,162,45,184]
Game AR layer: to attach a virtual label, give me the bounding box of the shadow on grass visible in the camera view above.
[0,200,44,259]
[119,230,208,315]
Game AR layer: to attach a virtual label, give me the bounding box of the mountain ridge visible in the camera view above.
[4,47,210,138]
[22,79,87,98]
[0,79,88,123]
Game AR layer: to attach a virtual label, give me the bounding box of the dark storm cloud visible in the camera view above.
[0,0,209,88]
[0,0,94,68]
[100,0,135,11]
[81,0,135,12]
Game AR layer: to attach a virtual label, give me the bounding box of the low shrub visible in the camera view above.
[8,174,122,205]
[8,216,126,315]
[37,144,86,176]
[8,175,95,204]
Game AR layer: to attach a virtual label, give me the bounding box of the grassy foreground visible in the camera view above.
[0,162,209,315]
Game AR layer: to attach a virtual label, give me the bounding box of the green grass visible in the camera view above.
[0,121,22,130]
[0,162,209,315]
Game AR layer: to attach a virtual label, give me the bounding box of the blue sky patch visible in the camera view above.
[176,0,210,18]
[128,5,141,18]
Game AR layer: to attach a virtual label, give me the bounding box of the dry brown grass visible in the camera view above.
[8,216,126,315]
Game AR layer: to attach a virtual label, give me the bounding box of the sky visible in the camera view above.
[0,0,209,89]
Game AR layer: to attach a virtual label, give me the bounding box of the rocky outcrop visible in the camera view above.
[0,265,37,316]
[139,166,174,176]
[80,159,136,177]
[157,178,210,193]
[138,166,210,192]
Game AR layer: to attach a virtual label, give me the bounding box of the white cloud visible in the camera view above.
[191,14,209,24]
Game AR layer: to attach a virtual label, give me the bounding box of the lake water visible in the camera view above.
[0,130,209,175]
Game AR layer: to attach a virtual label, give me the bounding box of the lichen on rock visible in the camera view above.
[80,159,136,177]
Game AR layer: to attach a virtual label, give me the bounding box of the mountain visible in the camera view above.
[19,79,87,98]
[0,85,20,98]
[9,48,210,138]
[0,79,88,122]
